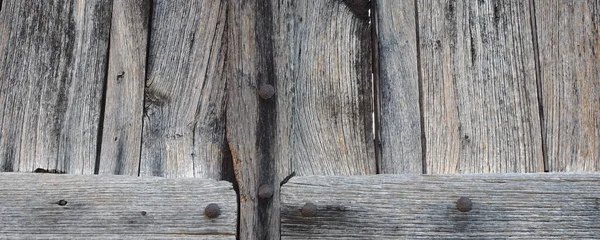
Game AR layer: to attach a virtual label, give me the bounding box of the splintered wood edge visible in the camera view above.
[280,173,600,239]
[0,173,236,239]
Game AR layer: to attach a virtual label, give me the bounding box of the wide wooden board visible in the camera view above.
[418,0,544,173]
[226,0,374,239]
[98,0,151,176]
[535,0,600,172]
[0,0,111,174]
[0,173,237,239]
[281,173,600,239]
[140,0,228,179]
[375,0,423,174]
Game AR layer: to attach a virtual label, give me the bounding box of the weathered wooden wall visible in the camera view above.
[0,0,599,239]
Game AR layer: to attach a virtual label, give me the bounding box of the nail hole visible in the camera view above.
[57,200,68,206]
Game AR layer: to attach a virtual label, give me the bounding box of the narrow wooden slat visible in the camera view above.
[226,1,278,238]
[418,0,544,173]
[141,0,228,178]
[227,1,373,239]
[0,0,111,174]
[0,173,237,239]
[376,0,423,174]
[281,173,600,239]
[99,0,151,176]
[536,0,600,172]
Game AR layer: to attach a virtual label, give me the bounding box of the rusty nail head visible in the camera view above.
[204,203,221,218]
[258,184,274,199]
[301,202,317,217]
[456,197,472,212]
[258,84,275,99]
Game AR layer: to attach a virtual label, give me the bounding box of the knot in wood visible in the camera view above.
[204,203,221,218]
[456,197,472,212]
[301,202,317,217]
[258,84,275,99]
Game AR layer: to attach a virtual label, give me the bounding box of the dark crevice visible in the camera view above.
[370,0,381,174]
[94,1,114,175]
[138,0,153,176]
[529,0,548,172]
[414,0,427,174]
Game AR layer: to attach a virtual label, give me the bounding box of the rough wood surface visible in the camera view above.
[99,0,151,176]
[141,0,228,178]
[281,173,600,239]
[0,0,111,174]
[535,0,600,172]
[227,0,373,239]
[226,1,279,239]
[0,173,237,239]
[275,0,375,177]
[376,0,423,174]
[418,0,544,173]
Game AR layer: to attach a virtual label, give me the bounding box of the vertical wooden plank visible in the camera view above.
[140,0,228,179]
[418,0,544,173]
[536,0,600,171]
[227,0,373,239]
[98,0,150,176]
[0,0,111,174]
[275,0,375,177]
[376,0,423,173]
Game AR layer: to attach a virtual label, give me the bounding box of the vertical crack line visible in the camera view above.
[529,0,547,172]
[139,0,154,177]
[414,0,427,174]
[370,0,382,174]
[95,0,115,175]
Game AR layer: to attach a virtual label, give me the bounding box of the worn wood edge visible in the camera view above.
[281,173,600,239]
[0,173,236,239]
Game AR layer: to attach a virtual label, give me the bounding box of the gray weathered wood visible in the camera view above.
[141,0,228,178]
[0,173,236,239]
[376,0,423,174]
[227,0,374,239]
[281,173,600,239]
[99,0,151,176]
[275,0,375,177]
[535,0,600,172]
[0,0,111,174]
[226,1,279,239]
[418,0,544,173]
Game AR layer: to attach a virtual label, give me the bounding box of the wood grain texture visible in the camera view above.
[535,0,600,172]
[141,0,228,178]
[418,0,544,174]
[275,0,375,177]
[281,174,600,239]
[226,1,279,239]
[0,0,111,174]
[227,0,373,239]
[0,173,236,239]
[376,0,422,174]
[99,0,151,176]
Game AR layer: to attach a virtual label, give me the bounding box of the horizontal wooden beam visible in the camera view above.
[0,173,236,239]
[281,173,600,239]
